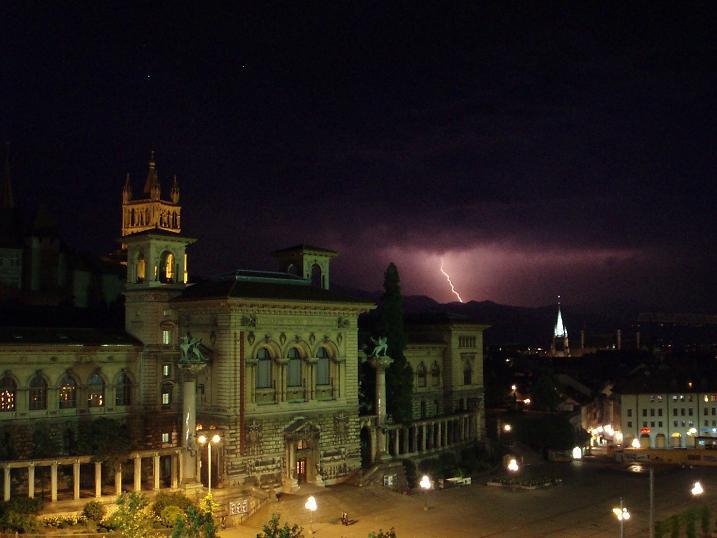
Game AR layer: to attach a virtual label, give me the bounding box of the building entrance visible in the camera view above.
[296,458,307,483]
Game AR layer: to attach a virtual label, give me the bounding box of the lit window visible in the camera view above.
[136,252,146,283]
[0,376,16,412]
[58,374,77,409]
[87,373,105,407]
[161,432,170,443]
[162,330,171,345]
[162,364,171,377]
[161,383,172,405]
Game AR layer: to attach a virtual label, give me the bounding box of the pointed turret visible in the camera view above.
[143,151,161,200]
[122,173,133,203]
[1,143,14,209]
[554,297,568,338]
[170,174,180,204]
[550,296,570,357]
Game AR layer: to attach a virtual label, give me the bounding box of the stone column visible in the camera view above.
[94,462,102,498]
[370,355,393,462]
[182,374,198,484]
[51,463,58,502]
[133,456,141,492]
[421,424,427,452]
[171,454,178,489]
[443,420,448,446]
[3,467,10,501]
[393,430,400,456]
[28,465,35,499]
[115,465,122,496]
[436,422,442,448]
[73,461,80,500]
[402,427,409,455]
[153,454,161,491]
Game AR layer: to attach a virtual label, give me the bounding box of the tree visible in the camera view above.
[531,374,562,412]
[111,492,157,538]
[377,263,413,424]
[257,513,303,538]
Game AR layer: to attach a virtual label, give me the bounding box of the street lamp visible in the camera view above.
[506,458,519,472]
[419,474,432,511]
[305,495,317,535]
[503,423,512,433]
[691,481,704,496]
[197,433,221,494]
[612,497,630,538]
[630,437,641,449]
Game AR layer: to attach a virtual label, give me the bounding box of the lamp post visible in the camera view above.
[197,433,221,494]
[419,474,431,511]
[691,480,704,496]
[305,495,317,535]
[506,458,519,473]
[612,497,630,538]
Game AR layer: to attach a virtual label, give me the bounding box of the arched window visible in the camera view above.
[416,362,427,388]
[29,374,47,410]
[310,264,322,287]
[431,361,441,386]
[87,372,105,407]
[316,347,330,386]
[160,251,175,283]
[136,251,146,283]
[161,382,173,406]
[0,375,17,412]
[256,348,272,389]
[116,371,132,406]
[463,361,472,386]
[58,373,77,409]
[287,347,302,387]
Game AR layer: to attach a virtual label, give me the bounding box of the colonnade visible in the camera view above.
[0,448,182,502]
[382,412,477,458]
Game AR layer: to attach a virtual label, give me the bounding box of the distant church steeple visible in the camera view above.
[550,296,571,357]
[121,151,182,239]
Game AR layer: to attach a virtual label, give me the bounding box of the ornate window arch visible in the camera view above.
[115,371,132,406]
[416,362,427,388]
[316,346,331,386]
[463,360,473,385]
[0,374,17,412]
[87,371,105,407]
[256,347,273,389]
[431,361,441,386]
[159,250,175,283]
[135,250,146,283]
[58,373,78,409]
[29,372,48,410]
[287,347,302,388]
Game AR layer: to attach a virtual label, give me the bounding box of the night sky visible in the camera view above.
[2,3,716,310]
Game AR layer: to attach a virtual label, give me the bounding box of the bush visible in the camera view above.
[437,452,457,478]
[83,500,106,523]
[1,510,39,533]
[368,528,397,538]
[700,505,710,536]
[152,491,193,518]
[0,496,43,514]
[161,505,186,528]
[257,513,303,538]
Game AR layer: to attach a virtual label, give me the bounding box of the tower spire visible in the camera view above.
[143,150,161,200]
[1,143,14,209]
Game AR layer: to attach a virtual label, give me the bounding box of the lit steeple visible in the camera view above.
[143,150,161,200]
[554,296,568,338]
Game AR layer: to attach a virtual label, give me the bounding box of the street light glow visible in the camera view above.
[612,507,631,521]
[572,446,582,460]
[419,475,431,490]
[304,496,317,512]
[507,458,519,472]
[197,434,207,445]
[211,433,221,444]
[691,481,704,496]
[503,423,512,432]
[631,438,641,449]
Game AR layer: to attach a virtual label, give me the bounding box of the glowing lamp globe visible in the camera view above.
[419,475,431,490]
[630,438,641,449]
[691,481,704,496]
[507,458,519,472]
[572,446,582,460]
[304,496,317,512]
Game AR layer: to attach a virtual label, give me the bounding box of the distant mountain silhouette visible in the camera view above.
[333,284,643,347]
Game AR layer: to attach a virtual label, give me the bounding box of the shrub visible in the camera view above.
[670,515,680,538]
[83,500,106,523]
[437,452,457,478]
[161,505,186,528]
[2,510,39,533]
[0,496,43,514]
[257,513,303,538]
[368,528,397,538]
[152,491,193,518]
[700,505,710,536]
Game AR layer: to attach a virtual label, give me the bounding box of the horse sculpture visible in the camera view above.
[370,336,388,358]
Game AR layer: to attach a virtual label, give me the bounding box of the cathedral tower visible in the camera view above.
[121,152,181,238]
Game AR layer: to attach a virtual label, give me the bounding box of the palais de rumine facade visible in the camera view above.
[0,153,486,500]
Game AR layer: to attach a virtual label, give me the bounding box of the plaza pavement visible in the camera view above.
[221,461,717,537]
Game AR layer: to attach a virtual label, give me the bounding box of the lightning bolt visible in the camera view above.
[440,258,464,303]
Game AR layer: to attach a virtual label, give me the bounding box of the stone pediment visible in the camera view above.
[283,417,320,440]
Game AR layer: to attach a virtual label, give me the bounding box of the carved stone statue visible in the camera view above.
[178,335,208,374]
[370,336,388,358]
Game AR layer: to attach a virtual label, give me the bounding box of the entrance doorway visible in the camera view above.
[295,459,307,483]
